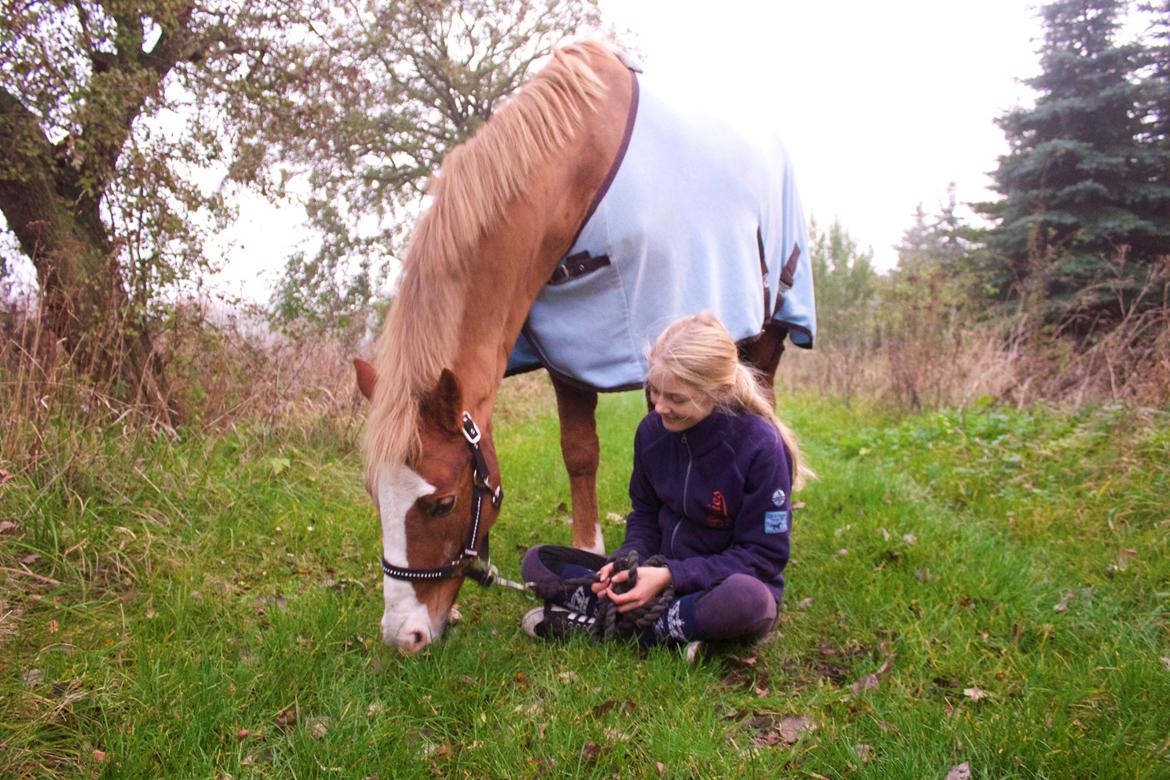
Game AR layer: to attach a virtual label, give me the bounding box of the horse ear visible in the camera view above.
[422,368,463,434]
[353,358,378,401]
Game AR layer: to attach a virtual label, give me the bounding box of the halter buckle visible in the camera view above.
[461,411,482,445]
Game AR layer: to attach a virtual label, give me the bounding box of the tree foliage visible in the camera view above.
[262,0,605,330]
[807,217,878,348]
[0,0,321,407]
[979,0,1170,336]
[0,0,605,406]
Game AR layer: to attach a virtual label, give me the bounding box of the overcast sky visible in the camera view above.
[1,1,1046,299]
[599,0,1042,270]
[213,0,1043,298]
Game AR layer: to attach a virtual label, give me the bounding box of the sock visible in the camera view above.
[557,563,601,618]
[639,592,700,646]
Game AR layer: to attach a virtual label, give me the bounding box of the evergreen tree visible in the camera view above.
[807,217,878,348]
[980,0,1170,334]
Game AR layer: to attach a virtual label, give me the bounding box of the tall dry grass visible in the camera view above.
[0,293,366,485]
[777,306,1170,412]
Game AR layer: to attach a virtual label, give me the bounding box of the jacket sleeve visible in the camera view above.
[612,420,663,560]
[664,438,792,594]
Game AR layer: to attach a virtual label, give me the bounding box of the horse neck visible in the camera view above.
[449,55,634,427]
[448,219,567,422]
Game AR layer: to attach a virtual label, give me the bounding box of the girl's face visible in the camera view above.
[647,372,716,432]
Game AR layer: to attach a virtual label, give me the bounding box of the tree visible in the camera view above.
[979,0,1170,335]
[1,0,607,408]
[807,217,878,348]
[262,0,605,331]
[0,0,320,411]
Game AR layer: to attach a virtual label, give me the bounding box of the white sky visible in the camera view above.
[211,0,1042,299]
[600,0,1042,269]
[1,1,1043,300]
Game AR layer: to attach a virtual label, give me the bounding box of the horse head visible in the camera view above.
[355,359,503,653]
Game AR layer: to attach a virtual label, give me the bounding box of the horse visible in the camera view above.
[353,41,815,653]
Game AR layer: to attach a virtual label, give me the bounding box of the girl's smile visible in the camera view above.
[647,373,715,432]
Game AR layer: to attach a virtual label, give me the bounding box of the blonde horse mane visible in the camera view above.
[363,41,611,483]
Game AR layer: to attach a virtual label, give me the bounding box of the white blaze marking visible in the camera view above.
[376,465,437,648]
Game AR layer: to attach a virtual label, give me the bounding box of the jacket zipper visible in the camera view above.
[671,433,693,557]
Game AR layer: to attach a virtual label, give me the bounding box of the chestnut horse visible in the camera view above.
[354,41,812,652]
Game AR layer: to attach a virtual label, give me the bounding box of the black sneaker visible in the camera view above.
[521,605,594,640]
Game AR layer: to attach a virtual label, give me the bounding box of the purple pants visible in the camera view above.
[521,545,777,643]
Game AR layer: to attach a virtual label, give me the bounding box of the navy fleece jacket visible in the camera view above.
[613,409,794,602]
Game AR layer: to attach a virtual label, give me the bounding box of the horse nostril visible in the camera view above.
[410,630,425,647]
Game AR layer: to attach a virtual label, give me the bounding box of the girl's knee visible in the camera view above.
[724,573,777,620]
[520,545,550,582]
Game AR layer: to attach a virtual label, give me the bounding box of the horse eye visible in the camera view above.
[429,496,456,517]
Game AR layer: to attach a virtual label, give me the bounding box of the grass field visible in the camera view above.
[1,385,1168,778]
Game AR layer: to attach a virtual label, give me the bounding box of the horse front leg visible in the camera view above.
[550,375,605,554]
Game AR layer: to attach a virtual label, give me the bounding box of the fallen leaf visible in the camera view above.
[727,654,758,668]
[241,755,255,766]
[850,654,895,696]
[796,597,814,610]
[48,619,58,634]
[145,607,157,619]
[1160,656,1170,672]
[963,686,988,702]
[0,468,10,483]
[656,762,666,776]
[855,743,873,763]
[23,668,42,686]
[236,728,250,740]
[792,501,805,509]
[580,741,601,761]
[305,715,330,738]
[835,548,849,558]
[605,512,625,523]
[0,521,20,534]
[92,750,108,762]
[851,674,880,694]
[275,706,297,727]
[915,569,933,582]
[945,762,972,780]
[878,527,891,541]
[902,533,917,545]
[778,715,815,743]
[1054,591,1075,612]
[20,553,40,565]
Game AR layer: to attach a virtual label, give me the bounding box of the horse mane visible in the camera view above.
[363,40,611,483]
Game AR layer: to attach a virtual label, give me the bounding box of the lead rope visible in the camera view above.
[533,551,675,643]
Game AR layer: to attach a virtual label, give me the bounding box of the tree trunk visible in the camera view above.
[0,90,173,419]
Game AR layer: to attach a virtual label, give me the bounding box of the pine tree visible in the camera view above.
[980,0,1170,335]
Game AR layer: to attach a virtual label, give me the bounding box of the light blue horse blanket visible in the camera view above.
[507,66,816,391]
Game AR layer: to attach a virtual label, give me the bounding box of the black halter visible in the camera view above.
[380,411,504,584]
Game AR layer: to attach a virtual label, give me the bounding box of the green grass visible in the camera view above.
[2,390,1169,778]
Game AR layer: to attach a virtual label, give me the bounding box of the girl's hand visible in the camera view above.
[590,561,617,596]
[605,566,673,613]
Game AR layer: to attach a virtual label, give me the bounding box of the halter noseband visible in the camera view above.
[380,411,504,584]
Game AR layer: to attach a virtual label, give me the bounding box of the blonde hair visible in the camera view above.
[646,311,812,489]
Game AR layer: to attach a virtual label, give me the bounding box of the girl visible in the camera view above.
[520,311,809,656]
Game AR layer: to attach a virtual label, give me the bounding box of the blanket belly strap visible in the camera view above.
[549,252,611,285]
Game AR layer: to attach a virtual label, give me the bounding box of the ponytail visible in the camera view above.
[729,363,812,490]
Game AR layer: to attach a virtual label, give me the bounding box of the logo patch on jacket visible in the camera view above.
[764,510,789,534]
[771,488,786,507]
[703,490,732,528]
